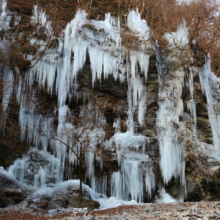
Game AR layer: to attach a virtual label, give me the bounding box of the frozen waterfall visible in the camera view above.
[3,2,220,207]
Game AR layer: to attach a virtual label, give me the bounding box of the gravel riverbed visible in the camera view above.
[1,201,220,219]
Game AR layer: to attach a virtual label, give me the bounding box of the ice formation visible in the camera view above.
[111,154,155,202]
[32,179,137,209]
[165,20,189,48]
[156,22,189,187]
[156,68,185,185]
[4,7,154,203]
[8,149,60,187]
[3,2,220,208]
[31,5,53,37]
[0,0,20,31]
[187,69,197,129]
[155,188,177,203]
[199,56,220,151]
[0,0,10,31]
[127,9,150,41]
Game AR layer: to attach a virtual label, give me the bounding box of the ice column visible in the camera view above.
[111,155,155,201]
[157,70,185,185]
[156,21,189,185]
[1,67,14,133]
[0,0,11,31]
[187,69,197,129]
[199,57,220,150]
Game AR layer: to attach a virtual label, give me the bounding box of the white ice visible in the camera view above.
[155,188,177,203]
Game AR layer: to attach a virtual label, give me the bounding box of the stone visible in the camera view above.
[0,189,26,207]
[36,200,48,208]
[34,207,48,213]
[62,217,75,220]
[177,207,186,212]
[69,198,100,211]
[84,215,95,220]
[145,207,155,213]
[96,216,108,220]
[111,216,125,220]
[122,211,129,216]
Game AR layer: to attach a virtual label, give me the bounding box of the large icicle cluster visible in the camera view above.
[110,153,155,202]
[156,21,189,187]
[156,69,185,185]
[5,7,154,201]
[106,129,155,202]
[4,2,214,204]
[3,0,220,206]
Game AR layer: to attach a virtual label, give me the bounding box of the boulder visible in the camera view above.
[69,198,100,211]
[0,189,26,207]
[84,215,95,220]
[4,189,26,203]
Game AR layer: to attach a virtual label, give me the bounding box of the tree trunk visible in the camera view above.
[79,143,83,199]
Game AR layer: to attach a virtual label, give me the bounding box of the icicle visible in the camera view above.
[34,166,46,188]
[31,5,53,37]
[2,67,14,112]
[0,0,11,31]
[1,67,14,133]
[199,56,220,150]
[154,21,190,187]
[127,9,150,41]
[157,69,185,185]
[145,166,155,199]
[110,154,154,202]
[165,20,189,48]
[187,69,197,129]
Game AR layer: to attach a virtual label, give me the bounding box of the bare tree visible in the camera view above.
[52,103,105,198]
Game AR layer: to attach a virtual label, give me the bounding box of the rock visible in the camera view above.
[0,188,26,207]
[145,207,155,213]
[84,215,95,220]
[4,189,26,203]
[122,211,129,215]
[62,217,75,220]
[36,200,48,208]
[185,179,202,202]
[68,185,80,194]
[177,207,186,212]
[69,198,100,211]
[48,209,58,215]
[34,207,48,213]
[0,193,12,208]
[0,172,19,189]
[111,216,125,220]
[95,216,108,220]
